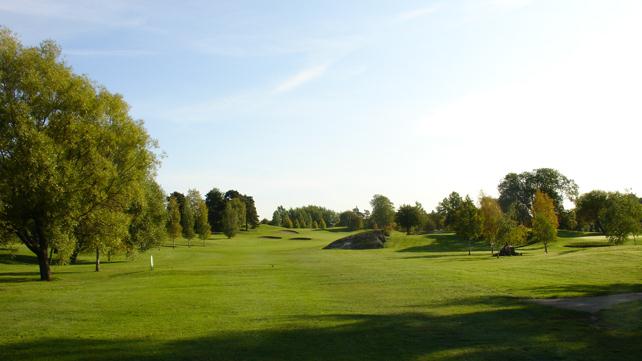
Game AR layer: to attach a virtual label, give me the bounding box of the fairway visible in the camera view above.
[1,226,641,361]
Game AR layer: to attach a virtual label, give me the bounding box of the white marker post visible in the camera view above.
[150,255,154,271]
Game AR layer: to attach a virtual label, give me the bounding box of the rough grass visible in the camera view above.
[1,225,641,361]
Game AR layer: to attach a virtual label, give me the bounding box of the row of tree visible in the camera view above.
[271,205,339,229]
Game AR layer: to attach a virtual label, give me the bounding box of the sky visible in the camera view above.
[2,0,641,218]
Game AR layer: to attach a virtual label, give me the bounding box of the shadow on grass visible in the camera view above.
[398,234,489,253]
[527,283,642,298]
[3,293,640,361]
[557,230,602,238]
[0,253,39,265]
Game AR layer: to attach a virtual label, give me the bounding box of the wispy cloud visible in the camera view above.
[64,49,156,57]
[396,6,438,22]
[273,64,328,94]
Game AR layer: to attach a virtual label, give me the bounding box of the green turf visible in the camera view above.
[1,225,641,360]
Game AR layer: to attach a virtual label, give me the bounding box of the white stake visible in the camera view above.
[150,255,154,271]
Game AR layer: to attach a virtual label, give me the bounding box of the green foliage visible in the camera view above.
[437,192,463,230]
[497,215,528,247]
[222,198,245,239]
[205,188,225,232]
[599,192,642,244]
[498,168,578,225]
[319,218,327,229]
[126,178,168,252]
[395,204,422,234]
[187,189,210,242]
[181,195,196,242]
[479,196,502,252]
[0,30,157,280]
[559,209,578,231]
[167,196,182,246]
[532,191,558,253]
[575,190,609,232]
[369,194,395,231]
[339,210,363,231]
[453,196,482,244]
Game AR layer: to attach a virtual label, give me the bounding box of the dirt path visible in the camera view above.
[530,292,642,313]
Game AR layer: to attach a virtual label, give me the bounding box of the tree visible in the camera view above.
[599,192,642,244]
[319,218,327,229]
[126,177,168,252]
[532,191,558,254]
[75,209,130,272]
[479,195,502,255]
[559,209,578,231]
[181,195,195,246]
[370,194,395,234]
[437,192,463,230]
[205,188,225,232]
[454,196,482,255]
[498,168,578,225]
[339,210,363,231]
[222,198,245,239]
[496,215,528,252]
[0,30,157,280]
[187,189,210,246]
[167,196,182,248]
[575,190,609,232]
[395,204,422,235]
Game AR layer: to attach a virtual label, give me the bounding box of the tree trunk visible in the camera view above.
[48,247,55,264]
[69,244,81,264]
[95,247,100,272]
[173,238,175,248]
[107,250,111,263]
[468,240,471,256]
[544,241,548,254]
[36,246,51,281]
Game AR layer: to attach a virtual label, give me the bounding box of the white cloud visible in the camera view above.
[396,6,438,22]
[273,64,328,94]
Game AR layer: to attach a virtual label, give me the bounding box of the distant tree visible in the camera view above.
[293,219,301,228]
[496,215,529,251]
[222,198,245,239]
[479,195,503,255]
[167,196,182,248]
[205,188,226,232]
[126,178,168,252]
[169,191,186,214]
[260,218,270,225]
[243,195,259,230]
[532,191,558,254]
[437,192,463,230]
[339,211,363,231]
[498,168,578,225]
[599,192,642,244]
[454,196,482,255]
[319,219,327,229]
[559,209,578,231]
[181,196,196,246]
[283,213,293,228]
[187,189,210,246]
[395,204,422,235]
[370,194,395,234]
[271,210,283,227]
[575,190,609,233]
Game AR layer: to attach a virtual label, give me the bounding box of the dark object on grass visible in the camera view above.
[279,230,299,234]
[290,237,312,240]
[260,236,282,239]
[323,230,386,250]
[495,244,521,256]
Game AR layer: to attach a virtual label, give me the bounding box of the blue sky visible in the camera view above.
[2,0,641,218]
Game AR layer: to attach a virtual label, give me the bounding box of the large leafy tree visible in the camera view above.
[0,30,157,280]
[126,177,168,252]
[339,210,364,231]
[181,194,195,245]
[370,194,395,233]
[498,168,578,225]
[575,190,608,232]
[599,192,642,244]
[532,191,558,254]
[454,196,482,255]
[395,204,422,235]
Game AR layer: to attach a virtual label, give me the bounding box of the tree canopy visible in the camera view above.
[370,194,395,233]
[0,30,158,280]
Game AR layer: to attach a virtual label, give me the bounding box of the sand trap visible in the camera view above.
[530,292,642,313]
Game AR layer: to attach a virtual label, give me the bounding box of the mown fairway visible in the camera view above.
[1,226,641,361]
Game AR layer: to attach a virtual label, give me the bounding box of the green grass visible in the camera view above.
[1,225,641,360]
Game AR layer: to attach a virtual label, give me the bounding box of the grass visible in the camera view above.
[1,225,641,360]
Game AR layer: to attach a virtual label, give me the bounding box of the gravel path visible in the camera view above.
[531,292,642,313]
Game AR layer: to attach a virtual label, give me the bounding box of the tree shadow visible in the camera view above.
[398,234,489,253]
[2,293,640,361]
[0,253,39,265]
